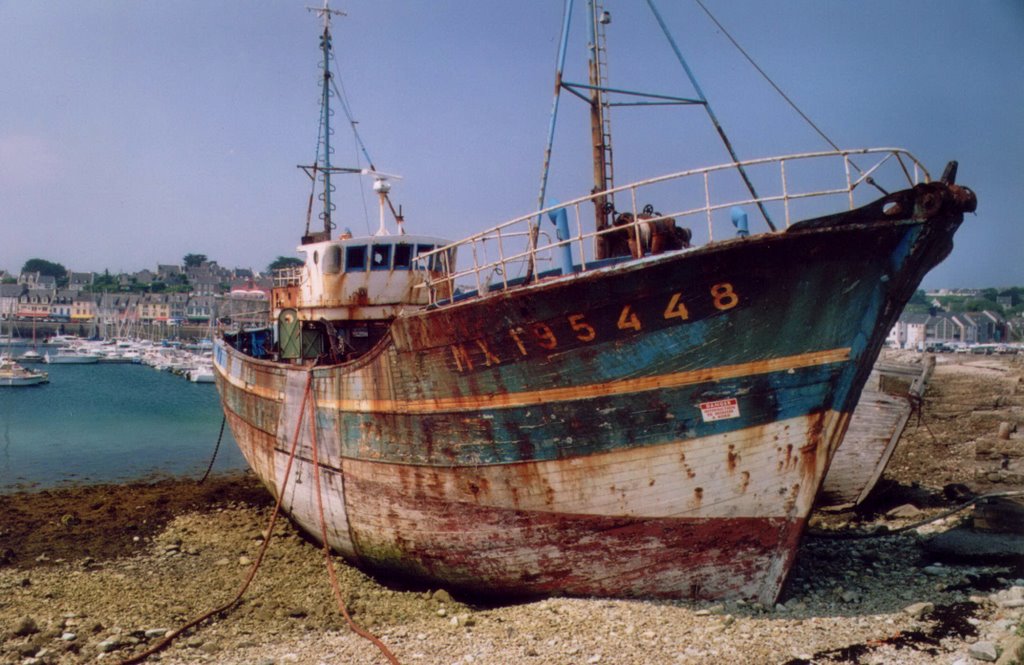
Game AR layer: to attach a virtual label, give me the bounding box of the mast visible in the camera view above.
[587,1,614,258]
[308,1,346,241]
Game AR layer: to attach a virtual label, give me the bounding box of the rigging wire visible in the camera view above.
[328,48,376,235]
[693,0,887,195]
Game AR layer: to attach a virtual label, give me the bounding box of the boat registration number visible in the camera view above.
[447,282,743,373]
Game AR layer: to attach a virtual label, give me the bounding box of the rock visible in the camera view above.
[144,628,169,638]
[97,638,121,653]
[239,555,253,566]
[431,589,452,603]
[995,636,1024,665]
[840,590,860,604]
[886,504,922,519]
[13,616,40,636]
[16,642,40,657]
[968,640,999,662]
[903,602,934,619]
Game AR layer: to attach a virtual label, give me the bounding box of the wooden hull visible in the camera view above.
[818,355,935,509]
[214,183,968,603]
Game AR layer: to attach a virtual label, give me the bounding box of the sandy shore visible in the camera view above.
[1,354,1022,664]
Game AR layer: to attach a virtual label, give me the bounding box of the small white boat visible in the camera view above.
[44,349,100,364]
[188,364,215,383]
[17,349,45,364]
[0,357,49,386]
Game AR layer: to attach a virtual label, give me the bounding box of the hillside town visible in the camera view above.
[2,259,1023,350]
[0,259,273,339]
[888,289,1023,351]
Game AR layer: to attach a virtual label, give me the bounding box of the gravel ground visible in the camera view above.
[1,354,1022,665]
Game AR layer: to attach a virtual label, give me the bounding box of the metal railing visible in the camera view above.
[417,148,929,305]
[272,266,304,288]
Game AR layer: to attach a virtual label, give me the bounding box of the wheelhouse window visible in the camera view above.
[370,244,392,271]
[345,245,367,272]
[416,244,436,270]
[393,243,413,270]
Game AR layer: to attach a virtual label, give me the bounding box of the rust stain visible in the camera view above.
[679,452,697,479]
[727,444,739,472]
[777,442,796,472]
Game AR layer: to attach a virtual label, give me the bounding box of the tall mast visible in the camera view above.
[587,1,614,258]
[308,1,346,239]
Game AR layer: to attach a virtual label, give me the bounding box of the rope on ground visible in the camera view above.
[117,376,314,665]
[197,415,227,485]
[808,489,1024,540]
[306,372,401,664]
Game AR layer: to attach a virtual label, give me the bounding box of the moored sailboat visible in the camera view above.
[214,1,975,603]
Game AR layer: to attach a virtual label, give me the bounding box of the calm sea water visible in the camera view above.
[0,344,247,491]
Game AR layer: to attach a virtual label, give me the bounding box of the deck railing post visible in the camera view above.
[780,159,790,228]
[704,172,713,242]
[844,155,854,210]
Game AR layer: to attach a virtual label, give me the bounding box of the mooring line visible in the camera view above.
[197,415,227,485]
[306,371,402,664]
[117,375,313,665]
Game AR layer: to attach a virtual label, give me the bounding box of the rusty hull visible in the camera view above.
[214,182,970,603]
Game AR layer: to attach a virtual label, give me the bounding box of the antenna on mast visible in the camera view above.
[307,0,346,30]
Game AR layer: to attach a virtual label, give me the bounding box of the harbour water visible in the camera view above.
[0,344,246,491]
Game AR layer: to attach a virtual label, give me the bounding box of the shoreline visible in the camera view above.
[0,472,270,570]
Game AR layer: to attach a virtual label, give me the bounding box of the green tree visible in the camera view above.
[908,289,928,306]
[268,256,304,272]
[21,258,68,286]
[183,253,208,268]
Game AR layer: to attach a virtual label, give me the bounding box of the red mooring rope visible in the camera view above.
[118,373,398,664]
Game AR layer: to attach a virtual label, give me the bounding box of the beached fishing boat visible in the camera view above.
[214,2,975,603]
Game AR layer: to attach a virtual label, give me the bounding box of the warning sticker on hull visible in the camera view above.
[698,398,740,422]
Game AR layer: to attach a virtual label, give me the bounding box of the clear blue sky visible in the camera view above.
[1,1,1020,289]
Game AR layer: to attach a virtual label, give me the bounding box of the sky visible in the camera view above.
[0,0,1021,289]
